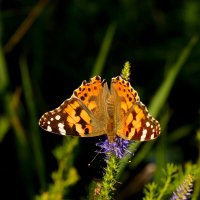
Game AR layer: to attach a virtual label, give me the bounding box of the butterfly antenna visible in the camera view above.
[88,148,104,166]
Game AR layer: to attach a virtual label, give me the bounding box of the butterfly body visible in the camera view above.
[39,76,160,142]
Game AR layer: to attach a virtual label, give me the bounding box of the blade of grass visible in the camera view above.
[91,22,116,76]
[1,25,34,197]
[4,0,49,53]
[131,36,198,170]
[11,102,34,198]
[0,44,9,93]
[0,42,11,141]
[0,116,10,141]
[6,86,34,199]
[154,106,171,184]
[118,35,198,176]
[130,36,198,170]
[20,56,46,189]
[168,124,193,143]
[149,35,198,117]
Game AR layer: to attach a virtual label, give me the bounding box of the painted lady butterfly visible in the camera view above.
[39,76,160,142]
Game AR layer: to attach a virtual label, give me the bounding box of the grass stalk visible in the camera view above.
[91,22,116,76]
[20,56,46,189]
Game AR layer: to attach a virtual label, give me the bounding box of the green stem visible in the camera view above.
[157,174,171,200]
[91,22,116,76]
[97,155,119,200]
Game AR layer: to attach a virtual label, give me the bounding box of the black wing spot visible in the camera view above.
[95,76,101,81]
[83,80,87,85]
[80,96,85,101]
[74,107,82,116]
[84,128,89,135]
[126,131,129,137]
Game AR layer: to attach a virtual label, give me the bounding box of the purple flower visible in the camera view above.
[96,136,132,159]
[170,174,193,200]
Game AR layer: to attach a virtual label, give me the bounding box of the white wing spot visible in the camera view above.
[55,115,61,120]
[56,107,61,112]
[141,129,147,141]
[58,123,64,128]
[150,133,155,139]
[50,118,54,121]
[47,126,52,132]
[50,110,55,114]
[47,121,50,124]
[152,129,155,133]
[146,122,150,127]
[58,123,66,135]
[150,125,153,128]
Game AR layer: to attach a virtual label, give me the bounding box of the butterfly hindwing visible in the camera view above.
[111,76,160,141]
[39,97,91,136]
[118,102,160,141]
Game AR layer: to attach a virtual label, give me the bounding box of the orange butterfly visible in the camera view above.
[39,76,160,142]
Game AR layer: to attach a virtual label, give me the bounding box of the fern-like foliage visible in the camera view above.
[35,137,79,200]
[143,163,200,200]
[170,174,193,200]
[88,154,120,200]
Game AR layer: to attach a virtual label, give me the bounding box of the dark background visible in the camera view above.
[0,0,199,199]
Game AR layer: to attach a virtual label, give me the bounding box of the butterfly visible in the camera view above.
[39,76,160,142]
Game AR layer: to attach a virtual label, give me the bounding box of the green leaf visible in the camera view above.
[0,116,10,141]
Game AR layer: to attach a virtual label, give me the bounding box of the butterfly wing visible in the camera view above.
[111,76,160,141]
[39,76,109,137]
